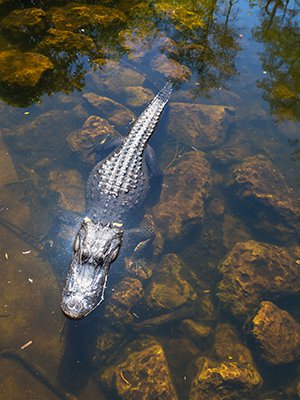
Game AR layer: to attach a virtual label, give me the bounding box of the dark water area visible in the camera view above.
[0,0,299,399]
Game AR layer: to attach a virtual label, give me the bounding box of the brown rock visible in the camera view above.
[167,102,234,148]
[214,323,254,364]
[251,301,300,365]
[181,319,213,347]
[217,240,300,319]
[88,60,145,95]
[83,93,135,129]
[105,277,144,324]
[190,357,262,400]
[49,169,84,213]
[1,8,48,40]
[152,151,212,240]
[38,28,95,54]
[94,324,125,366]
[228,154,300,241]
[47,3,125,31]
[101,338,178,400]
[67,115,120,164]
[124,257,154,281]
[222,214,252,250]
[151,54,191,81]
[0,50,53,87]
[145,253,196,313]
[123,86,154,108]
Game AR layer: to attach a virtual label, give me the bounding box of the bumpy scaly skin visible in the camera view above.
[61,83,172,319]
[86,82,172,224]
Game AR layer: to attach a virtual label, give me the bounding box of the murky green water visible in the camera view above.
[0,0,299,399]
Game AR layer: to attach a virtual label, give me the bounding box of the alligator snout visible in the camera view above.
[61,296,86,319]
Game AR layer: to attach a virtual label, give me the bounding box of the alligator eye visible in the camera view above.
[81,252,89,262]
[74,235,80,252]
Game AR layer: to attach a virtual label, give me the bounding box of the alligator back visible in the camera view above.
[86,82,172,225]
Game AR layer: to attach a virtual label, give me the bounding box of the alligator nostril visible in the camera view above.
[68,299,83,312]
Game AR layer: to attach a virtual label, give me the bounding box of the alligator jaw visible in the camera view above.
[61,219,123,319]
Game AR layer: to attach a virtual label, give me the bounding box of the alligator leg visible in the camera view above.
[123,215,156,258]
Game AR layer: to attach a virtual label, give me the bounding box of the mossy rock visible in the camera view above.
[105,277,144,324]
[217,240,300,319]
[190,357,262,400]
[47,3,126,31]
[151,54,191,81]
[152,151,212,241]
[251,301,300,365]
[83,92,136,129]
[100,338,179,400]
[228,154,300,241]
[38,28,95,54]
[0,8,49,40]
[154,1,206,30]
[145,253,197,313]
[67,115,120,165]
[0,50,53,87]
[167,102,235,149]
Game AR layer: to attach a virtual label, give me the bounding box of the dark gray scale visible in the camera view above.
[86,82,172,226]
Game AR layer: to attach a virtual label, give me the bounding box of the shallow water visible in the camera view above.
[0,0,299,399]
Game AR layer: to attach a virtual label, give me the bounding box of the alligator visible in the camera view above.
[61,82,172,319]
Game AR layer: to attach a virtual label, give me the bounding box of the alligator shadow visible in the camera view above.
[57,310,100,395]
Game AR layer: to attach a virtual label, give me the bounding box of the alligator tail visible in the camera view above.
[126,82,173,147]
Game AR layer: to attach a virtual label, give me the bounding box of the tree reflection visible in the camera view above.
[254,0,300,121]
[0,0,242,106]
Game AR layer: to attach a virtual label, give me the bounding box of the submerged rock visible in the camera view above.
[217,240,300,319]
[251,301,300,365]
[154,1,206,30]
[167,102,234,148]
[67,115,120,164]
[83,93,135,129]
[47,3,125,31]
[38,28,95,54]
[190,357,262,400]
[100,338,178,400]
[152,151,212,241]
[49,169,84,213]
[105,277,144,324]
[88,60,146,96]
[0,8,48,40]
[180,319,213,348]
[145,253,196,313]
[94,324,125,366]
[151,54,191,81]
[0,50,53,87]
[122,86,154,108]
[228,154,300,241]
[214,323,254,364]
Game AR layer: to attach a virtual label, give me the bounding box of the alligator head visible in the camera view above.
[61,218,123,319]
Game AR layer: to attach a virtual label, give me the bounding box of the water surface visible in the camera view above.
[0,0,299,399]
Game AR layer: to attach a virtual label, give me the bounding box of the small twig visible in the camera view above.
[120,369,130,385]
[163,141,179,172]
